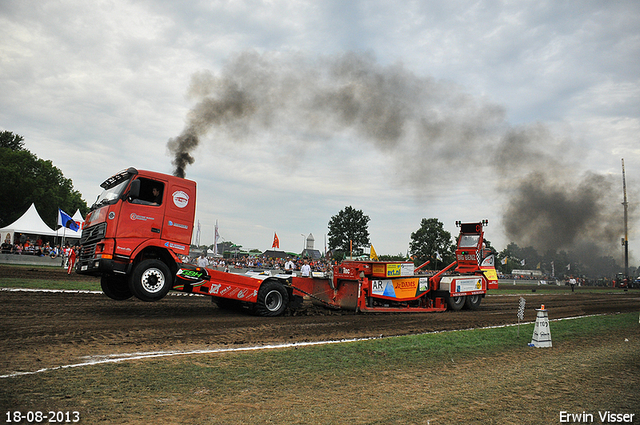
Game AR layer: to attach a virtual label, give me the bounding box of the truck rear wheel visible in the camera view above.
[255,280,288,317]
[464,294,482,310]
[101,274,133,300]
[446,294,465,311]
[129,259,172,302]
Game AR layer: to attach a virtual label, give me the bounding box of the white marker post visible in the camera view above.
[530,304,552,348]
[517,297,526,337]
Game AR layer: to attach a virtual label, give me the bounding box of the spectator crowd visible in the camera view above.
[187,254,333,275]
[1,235,79,271]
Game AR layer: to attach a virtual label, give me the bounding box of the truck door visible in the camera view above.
[118,177,166,241]
[162,179,196,250]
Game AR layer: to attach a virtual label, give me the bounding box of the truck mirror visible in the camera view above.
[128,179,141,200]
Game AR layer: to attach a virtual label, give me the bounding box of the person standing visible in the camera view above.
[301,260,311,277]
[197,253,209,268]
[67,246,77,274]
[284,258,295,274]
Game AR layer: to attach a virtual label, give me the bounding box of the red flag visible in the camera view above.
[272,232,280,249]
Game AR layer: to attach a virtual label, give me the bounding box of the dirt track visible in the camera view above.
[1,265,640,375]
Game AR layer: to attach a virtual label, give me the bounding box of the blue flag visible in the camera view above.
[58,209,80,232]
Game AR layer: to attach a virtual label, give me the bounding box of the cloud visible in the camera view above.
[168,50,635,261]
[1,0,639,258]
[167,51,506,178]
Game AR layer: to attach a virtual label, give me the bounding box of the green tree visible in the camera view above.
[409,218,455,269]
[328,206,370,255]
[379,253,407,261]
[0,131,25,150]
[0,131,88,228]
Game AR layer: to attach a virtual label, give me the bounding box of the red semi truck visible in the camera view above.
[76,167,497,315]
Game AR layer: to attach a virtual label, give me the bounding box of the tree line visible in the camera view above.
[0,131,88,229]
[327,206,630,279]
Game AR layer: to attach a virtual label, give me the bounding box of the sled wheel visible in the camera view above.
[101,274,133,300]
[446,294,465,311]
[129,259,172,302]
[464,294,482,310]
[255,280,288,317]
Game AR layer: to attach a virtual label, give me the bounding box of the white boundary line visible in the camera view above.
[4,287,626,298]
[1,287,102,294]
[0,338,375,379]
[0,287,203,296]
[0,313,611,379]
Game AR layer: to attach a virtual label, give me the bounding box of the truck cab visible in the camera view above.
[76,167,196,301]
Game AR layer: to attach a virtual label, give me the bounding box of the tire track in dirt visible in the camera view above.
[1,289,639,375]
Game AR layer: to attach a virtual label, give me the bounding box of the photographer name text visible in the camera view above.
[560,411,635,423]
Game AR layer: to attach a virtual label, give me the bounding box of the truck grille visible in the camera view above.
[78,222,107,263]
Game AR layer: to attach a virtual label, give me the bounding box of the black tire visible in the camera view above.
[464,294,482,310]
[255,280,288,317]
[446,294,465,311]
[129,259,172,302]
[101,274,133,300]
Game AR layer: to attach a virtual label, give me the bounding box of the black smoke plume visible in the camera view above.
[167,51,633,264]
[503,171,623,252]
[168,130,197,179]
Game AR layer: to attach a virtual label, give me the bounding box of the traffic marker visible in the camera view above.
[530,305,552,348]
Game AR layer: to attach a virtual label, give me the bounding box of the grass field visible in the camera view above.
[2,312,638,424]
[0,279,101,291]
[1,265,638,423]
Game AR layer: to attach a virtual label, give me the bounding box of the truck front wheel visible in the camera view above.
[255,280,289,317]
[101,274,133,300]
[129,259,172,302]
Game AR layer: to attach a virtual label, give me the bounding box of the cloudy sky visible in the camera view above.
[1,0,639,260]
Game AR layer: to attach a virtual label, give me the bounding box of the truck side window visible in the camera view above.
[130,178,164,206]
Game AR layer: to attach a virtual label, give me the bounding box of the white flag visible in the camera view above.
[213,220,219,256]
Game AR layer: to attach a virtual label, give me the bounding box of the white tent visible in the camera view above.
[72,209,84,226]
[0,203,57,245]
[72,209,84,233]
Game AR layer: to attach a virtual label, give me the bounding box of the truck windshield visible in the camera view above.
[458,234,480,248]
[91,178,130,210]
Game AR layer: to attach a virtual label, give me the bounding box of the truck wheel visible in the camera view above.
[255,280,288,317]
[101,274,133,300]
[464,294,482,310]
[446,294,465,311]
[129,259,172,302]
